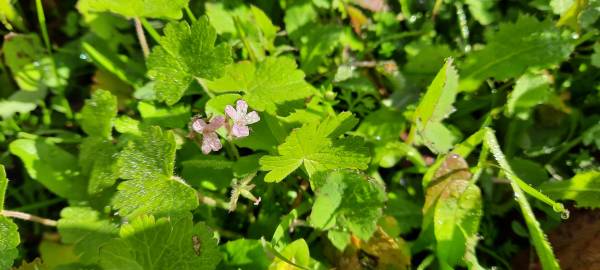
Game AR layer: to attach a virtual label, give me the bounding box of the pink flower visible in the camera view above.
[225,100,260,138]
[192,116,225,154]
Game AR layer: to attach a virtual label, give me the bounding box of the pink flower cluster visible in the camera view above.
[191,99,260,154]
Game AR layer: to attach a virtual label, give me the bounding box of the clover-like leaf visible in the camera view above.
[147,16,232,105]
[205,57,315,113]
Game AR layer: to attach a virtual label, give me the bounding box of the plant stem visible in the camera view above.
[134,17,150,58]
[140,18,161,44]
[233,16,258,62]
[184,6,196,22]
[35,0,52,57]
[13,197,64,212]
[35,0,60,92]
[2,210,57,227]
[485,128,565,213]
[195,78,215,98]
[455,2,471,53]
[197,192,230,210]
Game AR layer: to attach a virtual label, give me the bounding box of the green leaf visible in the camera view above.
[556,0,588,30]
[355,107,406,143]
[98,215,221,270]
[79,0,189,19]
[221,239,270,270]
[460,15,574,91]
[205,57,315,113]
[485,129,560,270]
[259,113,369,182]
[284,0,317,37]
[434,173,482,267]
[79,137,119,194]
[309,170,386,240]
[138,101,190,129]
[583,122,600,148]
[268,239,311,270]
[0,216,20,270]
[465,0,498,25]
[80,89,118,138]
[411,58,459,154]
[298,24,342,74]
[3,32,43,90]
[9,139,87,200]
[540,170,600,208]
[57,207,119,264]
[386,191,423,234]
[112,176,198,219]
[505,73,551,120]
[147,17,232,105]
[117,126,176,180]
[592,42,600,68]
[181,157,234,190]
[0,88,47,119]
[404,43,457,88]
[551,0,575,14]
[0,164,7,211]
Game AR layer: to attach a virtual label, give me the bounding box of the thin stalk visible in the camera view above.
[455,2,471,53]
[13,197,64,212]
[2,210,57,227]
[140,18,161,44]
[485,128,561,270]
[476,245,512,270]
[197,191,231,210]
[233,16,258,62]
[226,141,241,160]
[35,0,60,91]
[134,18,150,58]
[35,0,52,57]
[184,6,196,22]
[485,128,565,213]
[195,78,215,98]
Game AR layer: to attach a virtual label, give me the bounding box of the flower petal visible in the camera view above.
[232,124,250,138]
[245,111,260,124]
[207,116,225,131]
[192,118,207,133]
[202,132,222,153]
[225,105,238,120]
[201,139,212,154]
[236,99,248,114]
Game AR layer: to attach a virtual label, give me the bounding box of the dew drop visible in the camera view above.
[560,209,570,220]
